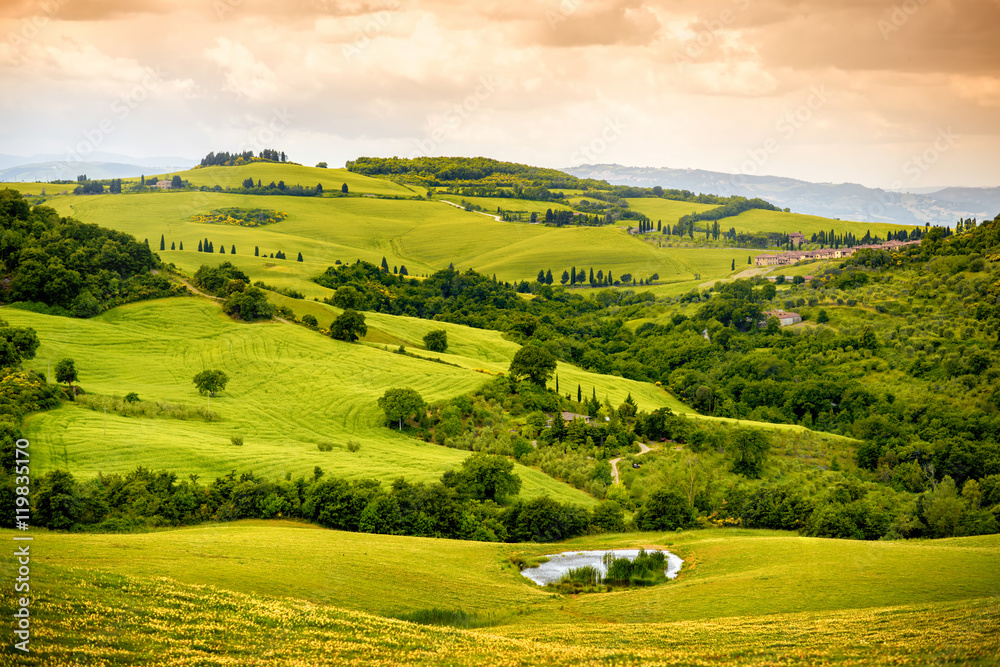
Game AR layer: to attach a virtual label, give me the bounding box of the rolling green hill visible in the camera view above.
[623,197,719,226]
[174,163,419,197]
[42,191,756,288]
[714,208,919,239]
[4,296,690,500]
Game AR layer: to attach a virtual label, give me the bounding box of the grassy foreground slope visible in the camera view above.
[2,523,997,665]
[19,523,1000,622]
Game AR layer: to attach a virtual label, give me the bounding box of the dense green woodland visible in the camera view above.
[0,188,179,316]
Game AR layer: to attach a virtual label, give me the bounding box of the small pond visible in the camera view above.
[520,549,683,586]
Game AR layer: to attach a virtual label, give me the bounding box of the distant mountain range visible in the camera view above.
[0,152,197,183]
[563,164,1000,227]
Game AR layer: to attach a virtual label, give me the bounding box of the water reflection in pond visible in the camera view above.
[520,549,683,586]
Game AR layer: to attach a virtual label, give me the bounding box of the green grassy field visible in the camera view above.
[42,191,759,287]
[0,182,60,195]
[2,523,996,665]
[4,299,597,503]
[19,523,998,623]
[718,208,919,238]
[623,198,718,226]
[172,163,418,197]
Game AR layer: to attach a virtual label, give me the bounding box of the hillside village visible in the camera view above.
[755,239,922,267]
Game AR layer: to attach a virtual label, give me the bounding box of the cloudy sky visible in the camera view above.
[1,0,998,188]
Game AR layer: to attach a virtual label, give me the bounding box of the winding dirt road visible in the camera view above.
[610,442,653,485]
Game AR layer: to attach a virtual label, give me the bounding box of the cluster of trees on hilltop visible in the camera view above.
[0,189,179,317]
[199,149,289,167]
[347,156,607,189]
[347,157,758,208]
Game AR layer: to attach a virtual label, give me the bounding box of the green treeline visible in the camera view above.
[0,445,612,542]
[199,149,288,167]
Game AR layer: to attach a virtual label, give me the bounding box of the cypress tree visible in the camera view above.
[231,245,236,254]
[297,252,304,262]
[159,234,165,251]
[209,241,214,252]
[179,241,183,250]
[220,245,225,254]
[198,240,203,252]
[255,246,259,257]
[577,384,582,402]
[171,241,175,250]
[400,265,408,276]
[381,256,389,272]
[570,265,576,285]
[589,268,595,285]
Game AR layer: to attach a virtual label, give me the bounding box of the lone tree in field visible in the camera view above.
[423,329,448,353]
[634,488,695,531]
[329,309,367,342]
[378,387,425,430]
[731,428,771,478]
[446,452,521,502]
[341,183,349,194]
[55,358,78,385]
[508,345,556,387]
[193,369,229,397]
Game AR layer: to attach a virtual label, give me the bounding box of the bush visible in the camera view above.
[346,440,361,452]
[634,489,695,531]
[231,436,244,446]
[317,441,334,452]
[424,329,448,352]
[302,314,318,328]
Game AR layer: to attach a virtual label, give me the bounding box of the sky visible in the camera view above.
[1,0,998,189]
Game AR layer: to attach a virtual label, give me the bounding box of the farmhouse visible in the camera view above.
[561,411,591,424]
[765,309,802,326]
[788,232,805,246]
[154,180,172,189]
